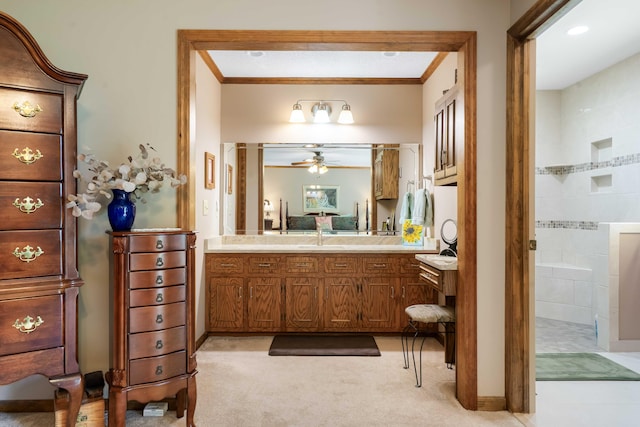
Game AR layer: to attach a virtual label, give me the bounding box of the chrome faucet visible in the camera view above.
[317,228,323,246]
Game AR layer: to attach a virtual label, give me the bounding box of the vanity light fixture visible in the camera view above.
[288,99,354,124]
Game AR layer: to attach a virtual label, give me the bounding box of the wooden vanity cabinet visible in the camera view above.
[206,252,433,334]
[0,12,87,425]
[107,231,197,427]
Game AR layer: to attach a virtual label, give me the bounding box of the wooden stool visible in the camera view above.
[401,304,456,387]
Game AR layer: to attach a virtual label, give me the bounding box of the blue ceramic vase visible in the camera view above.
[107,189,136,231]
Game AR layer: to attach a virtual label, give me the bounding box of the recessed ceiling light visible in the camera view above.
[567,26,589,36]
[247,51,265,57]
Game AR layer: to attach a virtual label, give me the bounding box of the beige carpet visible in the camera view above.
[0,336,524,427]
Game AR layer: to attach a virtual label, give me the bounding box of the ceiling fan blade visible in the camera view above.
[291,160,314,165]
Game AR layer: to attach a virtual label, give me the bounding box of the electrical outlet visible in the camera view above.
[203,199,209,216]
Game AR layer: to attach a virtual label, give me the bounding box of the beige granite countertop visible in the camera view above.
[205,234,440,254]
[415,253,458,270]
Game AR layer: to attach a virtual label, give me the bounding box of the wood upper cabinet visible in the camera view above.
[434,85,459,186]
[0,12,87,426]
[373,144,399,200]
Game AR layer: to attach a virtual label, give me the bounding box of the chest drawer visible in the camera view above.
[208,255,244,275]
[0,230,62,280]
[129,234,186,253]
[129,302,186,333]
[129,326,186,360]
[130,285,185,307]
[0,88,63,134]
[285,256,318,274]
[0,131,62,181]
[361,256,399,275]
[129,267,186,289]
[248,256,280,275]
[129,251,186,271]
[323,256,358,274]
[129,350,186,386]
[0,294,63,356]
[0,182,62,230]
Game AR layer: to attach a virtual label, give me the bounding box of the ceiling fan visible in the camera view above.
[291,151,325,166]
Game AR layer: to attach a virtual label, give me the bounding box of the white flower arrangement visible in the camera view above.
[67,143,187,219]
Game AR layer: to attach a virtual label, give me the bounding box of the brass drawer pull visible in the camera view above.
[12,147,43,165]
[13,196,44,214]
[372,263,387,268]
[155,340,164,349]
[156,314,164,324]
[155,275,164,284]
[156,240,164,249]
[13,315,44,333]
[220,263,237,268]
[155,257,164,267]
[155,293,164,303]
[334,263,348,268]
[257,263,272,268]
[13,100,43,118]
[13,245,44,263]
[294,263,310,267]
[155,365,163,376]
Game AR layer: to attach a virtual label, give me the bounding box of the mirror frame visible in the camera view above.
[176,29,477,410]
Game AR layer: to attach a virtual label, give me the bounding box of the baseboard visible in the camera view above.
[196,332,208,349]
[477,396,506,411]
[0,399,53,412]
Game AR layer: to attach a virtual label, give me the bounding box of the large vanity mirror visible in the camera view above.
[222,142,421,235]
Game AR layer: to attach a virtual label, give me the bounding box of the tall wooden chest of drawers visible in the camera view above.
[106,230,197,427]
[0,12,87,425]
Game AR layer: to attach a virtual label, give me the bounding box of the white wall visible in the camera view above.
[0,0,509,401]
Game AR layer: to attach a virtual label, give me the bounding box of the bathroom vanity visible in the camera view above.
[205,237,439,334]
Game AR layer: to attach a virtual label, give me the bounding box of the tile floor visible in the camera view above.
[514,317,640,427]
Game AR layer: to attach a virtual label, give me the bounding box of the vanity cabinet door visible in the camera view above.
[322,277,359,331]
[247,277,282,332]
[207,276,244,331]
[285,277,320,331]
[360,277,399,331]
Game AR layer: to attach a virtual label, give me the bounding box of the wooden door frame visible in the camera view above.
[505,0,582,413]
[177,29,477,410]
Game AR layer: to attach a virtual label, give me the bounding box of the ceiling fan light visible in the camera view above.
[308,164,318,173]
[338,104,354,124]
[319,165,329,174]
[312,103,330,124]
[289,103,306,123]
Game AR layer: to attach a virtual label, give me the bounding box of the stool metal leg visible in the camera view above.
[401,323,414,369]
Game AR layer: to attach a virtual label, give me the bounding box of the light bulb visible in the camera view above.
[338,104,354,124]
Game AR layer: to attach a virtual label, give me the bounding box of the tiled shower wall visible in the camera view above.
[535,51,640,329]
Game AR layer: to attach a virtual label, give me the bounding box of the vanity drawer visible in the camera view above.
[0,230,62,280]
[129,251,186,272]
[129,267,186,289]
[129,302,186,333]
[419,264,442,292]
[248,256,280,275]
[399,255,422,275]
[129,350,186,386]
[361,256,398,275]
[0,88,62,134]
[130,285,185,307]
[0,294,63,356]
[0,131,62,181]
[323,256,358,274]
[128,234,186,253]
[208,255,245,275]
[129,326,186,359]
[285,256,318,274]
[0,182,62,230]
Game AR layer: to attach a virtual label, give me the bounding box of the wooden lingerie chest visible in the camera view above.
[0,11,87,425]
[106,230,197,427]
